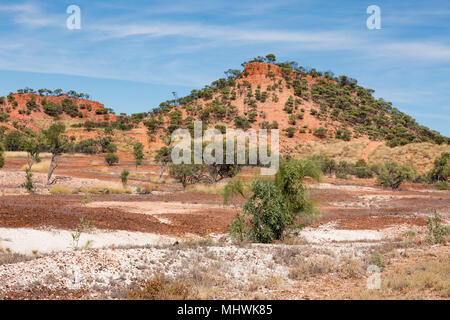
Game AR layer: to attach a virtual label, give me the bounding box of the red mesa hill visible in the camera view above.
[141,60,448,152]
[0,92,116,133]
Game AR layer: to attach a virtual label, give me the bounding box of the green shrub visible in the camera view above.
[426,213,449,244]
[275,159,321,223]
[352,160,373,178]
[283,127,297,138]
[0,112,10,122]
[242,179,290,243]
[24,168,34,193]
[61,99,79,117]
[26,97,40,112]
[106,143,118,154]
[434,181,450,190]
[353,166,373,178]
[234,116,251,129]
[42,101,62,117]
[336,172,350,179]
[133,142,144,168]
[0,141,4,168]
[169,163,203,189]
[376,162,416,190]
[427,152,449,182]
[105,152,119,166]
[75,139,99,154]
[229,159,321,243]
[313,127,328,139]
[5,130,24,151]
[368,251,384,270]
[335,129,352,141]
[121,169,130,187]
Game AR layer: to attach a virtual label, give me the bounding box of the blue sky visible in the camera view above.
[0,0,449,135]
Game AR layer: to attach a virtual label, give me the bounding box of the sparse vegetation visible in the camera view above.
[71,217,93,250]
[24,168,34,193]
[105,152,119,166]
[0,250,37,266]
[427,152,449,183]
[43,123,68,185]
[121,169,130,187]
[133,142,144,169]
[0,141,4,168]
[228,159,321,243]
[426,212,449,244]
[126,273,194,300]
[49,186,73,195]
[376,162,416,190]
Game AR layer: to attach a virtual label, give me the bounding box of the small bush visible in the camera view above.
[242,179,290,243]
[105,153,119,166]
[426,212,449,244]
[434,181,450,190]
[335,129,352,141]
[427,152,449,182]
[283,127,297,138]
[313,127,328,139]
[0,142,4,168]
[24,168,34,193]
[121,169,130,187]
[5,130,24,151]
[368,251,384,270]
[376,162,416,190]
[229,160,321,243]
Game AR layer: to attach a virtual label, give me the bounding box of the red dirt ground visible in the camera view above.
[1,155,448,235]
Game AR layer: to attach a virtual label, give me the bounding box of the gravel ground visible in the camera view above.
[0,239,376,299]
[0,220,411,299]
[0,227,178,255]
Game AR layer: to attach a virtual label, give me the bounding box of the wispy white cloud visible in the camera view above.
[0,1,60,27]
[0,3,36,14]
[95,22,363,51]
[94,21,450,63]
[379,42,450,61]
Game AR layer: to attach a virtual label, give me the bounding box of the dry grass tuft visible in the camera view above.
[49,187,73,195]
[74,186,132,194]
[146,175,176,185]
[185,182,227,195]
[126,273,195,300]
[22,160,51,173]
[288,256,336,280]
[0,249,37,266]
[137,184,154,194]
